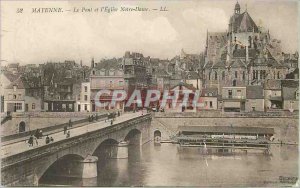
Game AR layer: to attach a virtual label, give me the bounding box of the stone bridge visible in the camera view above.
[1,114,152,186]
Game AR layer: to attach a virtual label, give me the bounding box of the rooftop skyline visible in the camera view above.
[1,0,298,66]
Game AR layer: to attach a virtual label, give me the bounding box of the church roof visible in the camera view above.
[231,11,259,33]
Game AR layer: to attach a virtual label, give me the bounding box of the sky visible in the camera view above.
[0,0,298,66]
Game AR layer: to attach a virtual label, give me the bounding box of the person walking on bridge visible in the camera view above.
[45,135,50,144]
[64,126,67,134]
[28,135,34,147]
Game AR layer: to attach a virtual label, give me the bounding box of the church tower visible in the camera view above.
[235,1,240,14]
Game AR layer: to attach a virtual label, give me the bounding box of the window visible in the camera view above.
[222,71,225,80]
[14,103,22,110]
[205,101,208,107]
[235,71,238,78]
[84,86,88,92]
[260,70,263,79]
[208,72,211,80]
[32,103,35,110]
[92,70,95,75]
[18,94,21,99]
[13,86,17,92]
[214,72,218,80]
[84,95,88,101]
[84,104,88,111]
[208,93,212,96]
[242,71,245,80]
[13,95,17,99]
[228,90,232,98]
[210,101,213,108]
[277,72,280,79]
[119,81,124,86]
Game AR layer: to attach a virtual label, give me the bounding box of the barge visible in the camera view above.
[176,126,274,152]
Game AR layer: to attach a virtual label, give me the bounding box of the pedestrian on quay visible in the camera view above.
[28,135,34,147]
[45,135,50,144]
[34,136,38,146]
[50,137,54,142]
[64,126,67,134]
[69,119,72,128]
[39,130,43,138]
[66,130,70,138]
[35,129,40,139]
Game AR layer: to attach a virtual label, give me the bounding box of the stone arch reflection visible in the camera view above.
[38,154,84,186]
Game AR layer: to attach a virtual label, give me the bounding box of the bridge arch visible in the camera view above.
[154,130,162,141]
[38,154,85,186]
[19,121,26,133]
[124,128,142,145]
[92,138,119,160]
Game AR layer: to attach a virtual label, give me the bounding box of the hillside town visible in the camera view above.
[1,3,299,116]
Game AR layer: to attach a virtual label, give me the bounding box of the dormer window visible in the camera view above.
[208,93,212,97]
[13,85,17,92]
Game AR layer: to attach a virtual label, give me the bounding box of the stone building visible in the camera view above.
[90,58,125,111]
[202,2,294,91]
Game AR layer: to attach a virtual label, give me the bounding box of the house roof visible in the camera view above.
[201,87,218,97]
[185,71,200,80]
[95,58,122,70]
[2,71,21,82]
[6,77,25,89]
[246,85,264,99]
[170,82,197,91]
[264,79,281,90]
[178,126,274,134]
[281,80,299,88]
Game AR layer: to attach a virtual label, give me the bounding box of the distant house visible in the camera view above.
[184,71,202,90]
[76,82,91,112]
[198,87,218,110]
[246,85,264,112]
[264,79,282,109]
[90,58,125,111]
[221,86,246,112]
[4,77,25,112]
[281,80,299,111]
[163,82,197,112]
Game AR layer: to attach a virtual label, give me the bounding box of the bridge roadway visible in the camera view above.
[1,112,144,158]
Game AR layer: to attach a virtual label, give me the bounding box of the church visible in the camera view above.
[202,1,297,92]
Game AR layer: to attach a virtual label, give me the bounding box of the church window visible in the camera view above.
[277,71,280,79]
[242,71,245,80]
[208,72,211,80]
[232,80,237,86]
[235,71,238,78]
[214,71,218,80]
[248,36,252,48]
[253,70,256,79]
[222,71,225,80]
[260,70,263,79]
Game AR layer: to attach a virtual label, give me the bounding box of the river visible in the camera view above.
[40,142,298,187]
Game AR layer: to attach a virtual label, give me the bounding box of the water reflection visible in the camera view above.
[40,142,298,187]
